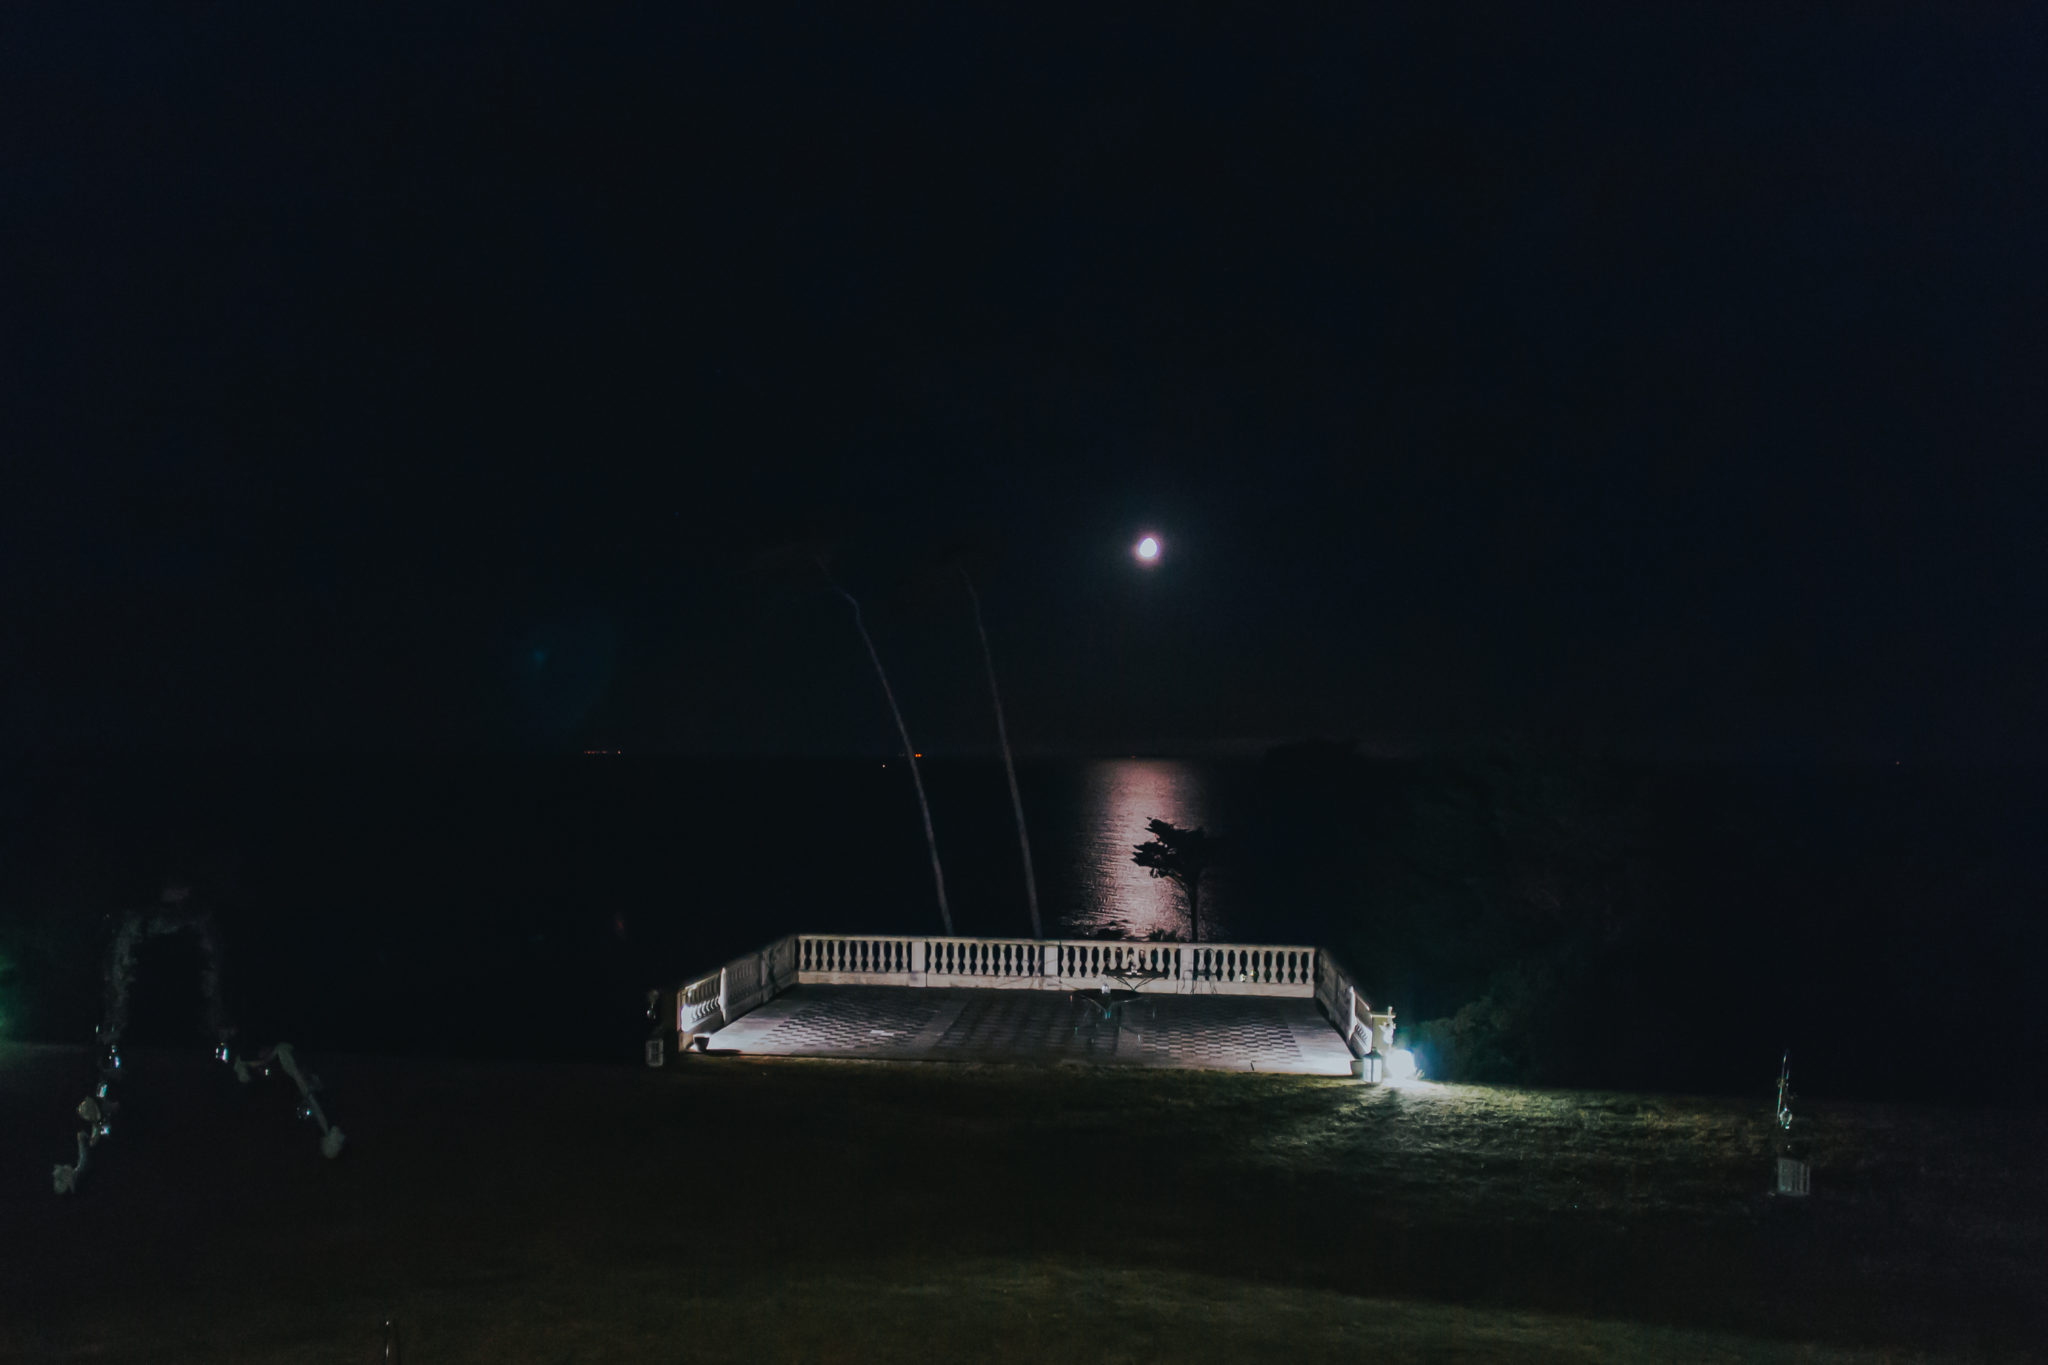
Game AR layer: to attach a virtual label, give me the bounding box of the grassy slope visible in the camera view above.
[1,1042,2042,1363]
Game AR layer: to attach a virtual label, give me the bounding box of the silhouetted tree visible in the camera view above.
[1132,818,1220,942]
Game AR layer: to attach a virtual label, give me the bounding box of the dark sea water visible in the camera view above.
[0,757,1286,1059]
[1,755,2042,1101]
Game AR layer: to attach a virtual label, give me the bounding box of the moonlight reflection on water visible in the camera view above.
[1063,759,1226,941]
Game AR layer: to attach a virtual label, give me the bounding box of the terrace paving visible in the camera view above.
[703,984,1358,1074]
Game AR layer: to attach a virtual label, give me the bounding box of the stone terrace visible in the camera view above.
[708,984,1357,1073]
[674,935,1393,1078]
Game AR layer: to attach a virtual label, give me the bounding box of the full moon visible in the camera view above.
[1134,535,1161,564]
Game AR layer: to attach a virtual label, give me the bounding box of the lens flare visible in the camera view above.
[1134,535,1161,564]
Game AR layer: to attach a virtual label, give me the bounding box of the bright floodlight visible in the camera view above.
[1388,1048,1418,1081]
[1134,535,1161,564]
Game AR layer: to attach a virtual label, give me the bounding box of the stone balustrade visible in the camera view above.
[1314,951,1395,1059]
[678,933,1385,1047]
[676,934,800,1041]
[677,969,724,1038]
[787,933,1321,996]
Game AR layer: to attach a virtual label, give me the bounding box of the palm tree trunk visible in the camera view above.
[823,576,953,935]
[961,570,1042,939]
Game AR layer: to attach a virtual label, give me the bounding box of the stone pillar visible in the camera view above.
[913,937,927,985]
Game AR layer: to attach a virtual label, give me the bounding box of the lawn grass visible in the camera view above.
[1,1042,2042,1362]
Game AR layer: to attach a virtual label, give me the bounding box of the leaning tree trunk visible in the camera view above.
[1183,875,1202,943]
[824,577,953,936]
[962,570,1041,940]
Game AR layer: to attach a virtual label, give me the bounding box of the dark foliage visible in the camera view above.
[1337,743,1661,1086]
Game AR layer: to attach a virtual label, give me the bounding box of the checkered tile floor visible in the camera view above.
[705,985,1357,1075]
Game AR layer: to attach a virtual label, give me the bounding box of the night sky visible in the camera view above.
[6,4,2044,761]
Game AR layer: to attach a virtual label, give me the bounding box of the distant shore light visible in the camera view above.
[1134,535,1161,565]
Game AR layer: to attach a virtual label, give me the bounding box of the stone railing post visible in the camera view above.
[913,938,927,986]
[717,966,729,1029]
